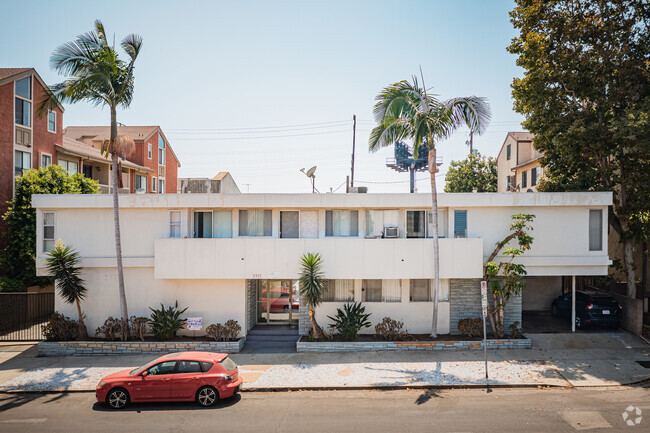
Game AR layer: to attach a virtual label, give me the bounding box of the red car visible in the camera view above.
[96,351,243,409]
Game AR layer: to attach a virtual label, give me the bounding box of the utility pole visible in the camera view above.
[350,115,356,187]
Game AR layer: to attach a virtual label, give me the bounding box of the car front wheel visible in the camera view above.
[196,386,219,407]
[106,388,130,409]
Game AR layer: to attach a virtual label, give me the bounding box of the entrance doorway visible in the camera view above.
[256,280,299,325]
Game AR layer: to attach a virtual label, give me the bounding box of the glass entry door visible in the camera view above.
[256,280,299,325]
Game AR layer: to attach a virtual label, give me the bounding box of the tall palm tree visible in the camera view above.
[39,20,142,340]
[299,253,326,339]
[45,240,88,340]
[369,74,491,337]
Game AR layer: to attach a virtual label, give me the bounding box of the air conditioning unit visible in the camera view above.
[383,226,399,238]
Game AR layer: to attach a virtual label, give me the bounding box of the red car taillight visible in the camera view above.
[585,303,594,310]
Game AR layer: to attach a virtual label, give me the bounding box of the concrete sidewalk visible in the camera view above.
[0,332,647,392]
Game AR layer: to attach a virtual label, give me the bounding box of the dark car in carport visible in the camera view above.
[551,291,622,329]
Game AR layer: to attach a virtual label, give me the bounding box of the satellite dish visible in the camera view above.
[306,166,317,178]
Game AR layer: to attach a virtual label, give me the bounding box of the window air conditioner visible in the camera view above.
[384,226,399,238]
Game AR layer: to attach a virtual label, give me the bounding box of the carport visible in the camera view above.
[522,276,585,333]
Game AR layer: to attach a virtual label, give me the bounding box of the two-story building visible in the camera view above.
[32,192,612,338]
[496,132,543,193]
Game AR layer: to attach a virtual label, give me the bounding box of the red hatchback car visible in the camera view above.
[96,351,243,409]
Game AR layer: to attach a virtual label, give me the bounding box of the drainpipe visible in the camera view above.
[571,275,576,333]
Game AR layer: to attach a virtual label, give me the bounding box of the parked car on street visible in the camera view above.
[551,291,622,329]
[96,351,242,409]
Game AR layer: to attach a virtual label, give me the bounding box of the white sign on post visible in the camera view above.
[480,281,488,317]
[187,317,203,331]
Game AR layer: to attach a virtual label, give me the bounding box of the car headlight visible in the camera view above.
[97,381,107,388]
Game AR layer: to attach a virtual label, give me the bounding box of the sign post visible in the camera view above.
[480,281,490,393]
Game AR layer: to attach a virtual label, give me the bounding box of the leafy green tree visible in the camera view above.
[299,253,326,339]
[0,165,99,290]
[369,75,491,337]
[508,0,650,298]
[483,214,535,338]
[45,240,88,339]
[40,20,143,338]
[444,152,497,193]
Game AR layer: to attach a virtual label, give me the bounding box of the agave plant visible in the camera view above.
[327,302,372,341]
[148,301,188,341]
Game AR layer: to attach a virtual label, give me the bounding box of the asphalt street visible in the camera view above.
[0,387,648,432]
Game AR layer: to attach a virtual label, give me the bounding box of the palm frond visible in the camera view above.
[443,96,492,135]
[368,119,413,152]
[299,253,325,308]
[121,34,143,63]
[45,241,87,305]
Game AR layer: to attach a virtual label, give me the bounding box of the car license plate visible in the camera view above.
[602,310,610,315]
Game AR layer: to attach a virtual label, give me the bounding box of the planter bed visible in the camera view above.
[38,338,245,356]
[297,335,530,352]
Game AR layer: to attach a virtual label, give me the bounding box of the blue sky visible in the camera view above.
[0,0,525,193]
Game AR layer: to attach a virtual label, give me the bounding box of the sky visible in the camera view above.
[0,0,526,193]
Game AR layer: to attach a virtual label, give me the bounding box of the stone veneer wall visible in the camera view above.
[38,339,245,356]
[299,298,311,336]
[297,338,531,352]
[246,280,257,331]
[449,279,522,335]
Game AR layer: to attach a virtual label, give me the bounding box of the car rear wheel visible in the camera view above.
[106,388,130,409]
[196,386,219,407]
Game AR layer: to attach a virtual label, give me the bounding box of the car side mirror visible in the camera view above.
[141,371,148,378]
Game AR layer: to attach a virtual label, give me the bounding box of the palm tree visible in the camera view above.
[299,253,326,339]
[39,20,142,340]
[369,74,491,338]
[45,240,88,340]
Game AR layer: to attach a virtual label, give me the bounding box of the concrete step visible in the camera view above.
[243,340,297,348]
[248,328,299,337]
[245,334,299,343]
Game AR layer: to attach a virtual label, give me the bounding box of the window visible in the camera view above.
[177,361,201,373]
[158,135,165,165]
[589,209,603,251]
[362,279,400,302]
[323,280,354,302]
[82,164,92,179]
[159,179,165,194]
[325,210,358,237]
[410,279,430,302]
[43,212,55,252]
[200,362,213,372]
[47,110,56,132]
[506,175,512,191]
[406,210,447,238]
[15,77,31,99]
[14,150,30,177]
[148,143,152,159]
[152,177,157,192]
[15,98,31,126]
[454,210,467,238]
[213,210,232,238]
[135,174,147,192]
[146,361,177,376]
[365,210,399,237]
[506,144,511,160]
[239,210,272,236]
[40,153,51,168]
[15,127,31,146]
[59,160,78,175]
[193,211,213,238]
[531,167,538,186]
[170,210,181,238]
[522,170,527,188]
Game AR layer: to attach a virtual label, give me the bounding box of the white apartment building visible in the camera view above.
[32,192,612,337]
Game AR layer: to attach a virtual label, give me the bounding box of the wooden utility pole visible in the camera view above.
[350,115,356,187]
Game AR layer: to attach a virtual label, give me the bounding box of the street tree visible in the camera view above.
[444,152,497,193]
[369,75,491,337]
[508,0,650,298]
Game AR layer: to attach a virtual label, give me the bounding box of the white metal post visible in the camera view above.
[571,275,576,332]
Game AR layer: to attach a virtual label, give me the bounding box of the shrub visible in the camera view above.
[205,320,241,341]
[508,321,524,339]
[327,302,371,341]
[375,317,409,341]
[457,318,484,339]
[129,316,149,341]
[0,277,26,292]
[148,301,187,340]
[95,317,123,340]
[42,313,77,341]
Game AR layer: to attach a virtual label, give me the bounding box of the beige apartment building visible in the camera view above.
[496,132,543,192]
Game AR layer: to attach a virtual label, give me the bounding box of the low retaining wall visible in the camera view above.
[296,338,530,352]
[38,338,245,356]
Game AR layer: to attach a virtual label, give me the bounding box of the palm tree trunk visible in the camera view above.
[75,299,88,340]
[309,306,323,339]
[110,107,129,340]
[428,148,440,338]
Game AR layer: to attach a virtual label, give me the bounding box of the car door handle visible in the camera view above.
[162,378,171,382]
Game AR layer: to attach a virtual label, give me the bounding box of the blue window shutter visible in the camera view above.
[454,210,467,238]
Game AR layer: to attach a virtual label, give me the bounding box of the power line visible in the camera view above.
[166,119,350,132]
[170,129,352,140]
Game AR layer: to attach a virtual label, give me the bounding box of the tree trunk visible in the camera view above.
[75,299,88,340]
[309,306,323,339]
[428,148,440,338]
[618,216,638,299]
[110,107,129,340]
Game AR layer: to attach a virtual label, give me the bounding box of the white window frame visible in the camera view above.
[40,152,52,168]
[14,76,32,129]
[159,178,165,194]
[152,176,157,192]
[169,210,182,238]
[135,174,147,192]
[589,209,603,251]
[192,210,214,238]
[14,150,31,177]
[59,159,79,175]
[148,143,152,159]
[47,109,56,133]
[325,210,359,237]
[43,211,55,252]
[322,280,355,302]
[238,209,272,237]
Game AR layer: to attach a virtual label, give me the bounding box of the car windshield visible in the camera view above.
[130,360,157,376]
[220,356,237,372]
